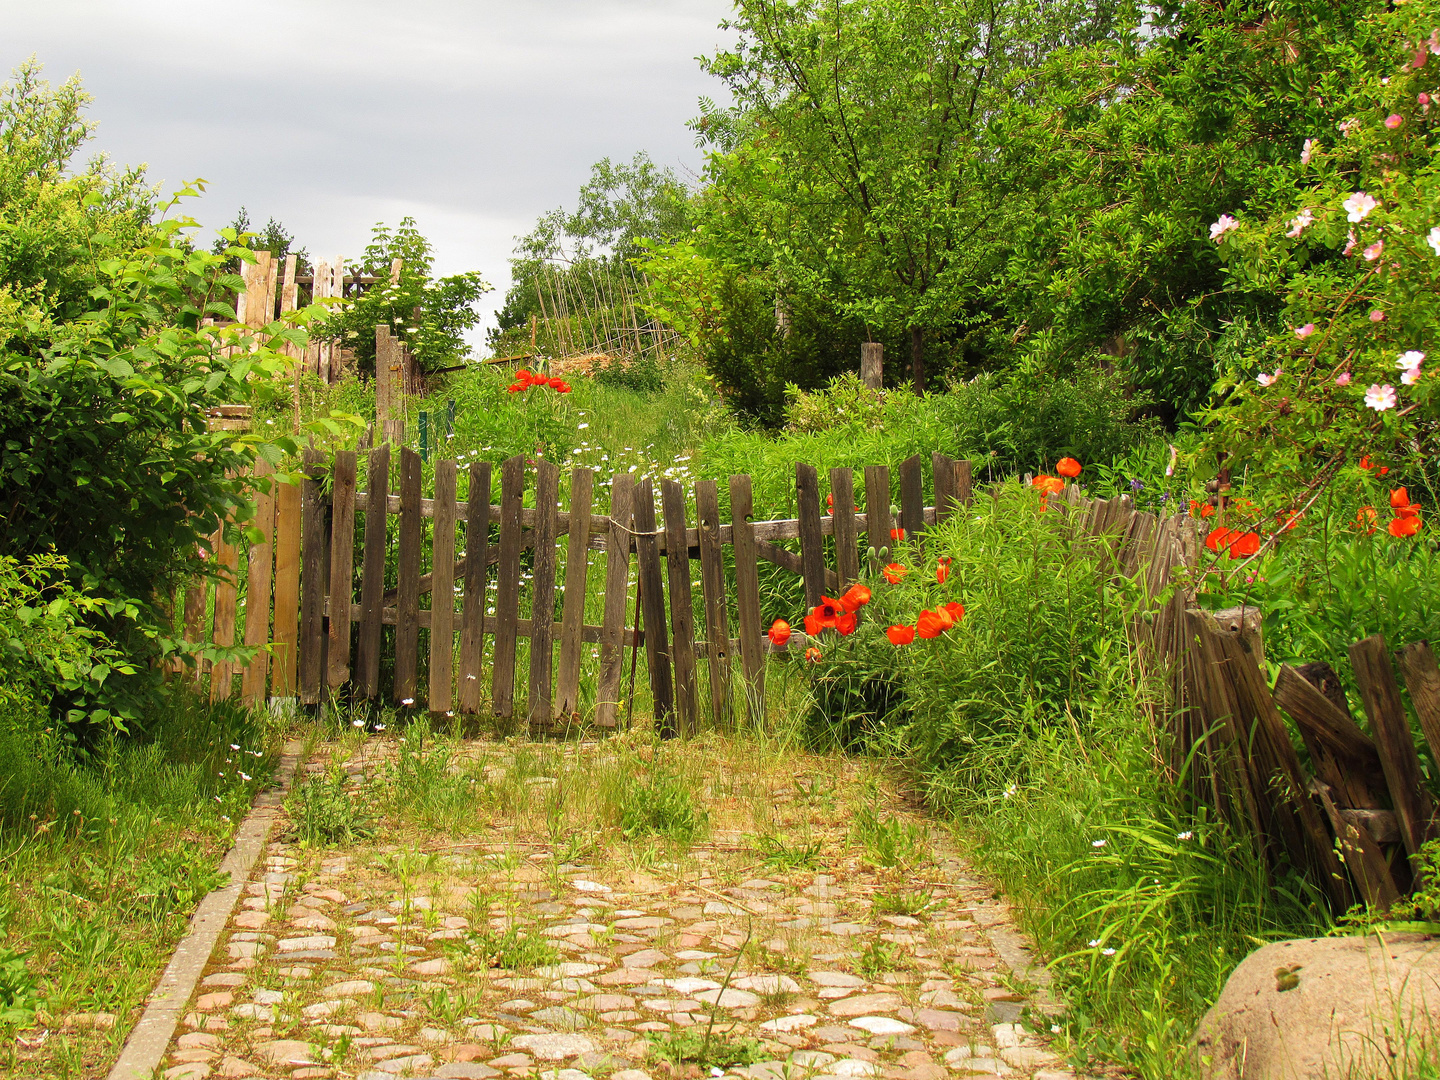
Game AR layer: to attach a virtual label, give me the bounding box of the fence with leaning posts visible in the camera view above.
[178,453,1439,910]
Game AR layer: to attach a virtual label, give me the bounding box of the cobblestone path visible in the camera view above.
[154,732,1092,1080]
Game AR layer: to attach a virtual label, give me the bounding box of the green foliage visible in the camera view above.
[592,351,665,394]
[647,1026,766,1071]
[285,767,377,848]
[208,206,308,273]
[461,924,561,971]
[613,769,708,844]
[0,944,38,1028]
[753,833,823,870]
[872,888,932,916]
[854,937,905,979]
[319,216,490,376]
[851,803,927,869]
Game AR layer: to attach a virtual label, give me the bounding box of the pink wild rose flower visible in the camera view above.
[1295,323,1316,339]
[1365,383,1397,412]
[1210,215,1239,242]
[1343,192,1378,222]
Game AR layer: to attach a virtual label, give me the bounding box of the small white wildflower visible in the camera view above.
[402,697,415,706]
[1177,831,1194,841]
[352,718,364,727]
[1091,839,1107,848]
[240,772,252,781]
[1102,947,1117,956]
[230,743,241,751]
[1088,939,1101,948]
[375,724,385,731]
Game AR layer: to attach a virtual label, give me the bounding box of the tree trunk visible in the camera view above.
[909,325,925,395]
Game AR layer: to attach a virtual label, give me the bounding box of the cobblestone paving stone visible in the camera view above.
[153,736,1096,1080]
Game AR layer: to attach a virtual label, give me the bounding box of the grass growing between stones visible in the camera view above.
[0,692,281,1080]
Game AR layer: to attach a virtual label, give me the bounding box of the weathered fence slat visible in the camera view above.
[1313,779,1401,911]
[182,560,209,686]
[729,474,764,724]
[1398,641,1440,767]
[298,449,327,705]
[271,476,302,698]
[394,446,423,706]
[694,480,731,727]
[429,458,458,714]
[326,451,358,688]
[527,459,561,726]
[555,467,594,721]
[931,453,956,528]
[210,521,240,702]
[1273,664,1387,809]
[899,453,925,548]
[662,479,699,735]
[357,444,391,699]
[634,479,674,735]
[595,474,636,728]
[240,460,275,705]
[457,461,492,714]
[864,466,892,571]
[830,467,859,588]
[1350,634,1440,861]
[491,455,526,717]
[795,463,826,609]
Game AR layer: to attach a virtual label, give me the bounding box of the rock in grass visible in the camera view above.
[1194,934,1440,1079]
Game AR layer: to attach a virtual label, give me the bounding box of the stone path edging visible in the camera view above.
[106,739,304,1080]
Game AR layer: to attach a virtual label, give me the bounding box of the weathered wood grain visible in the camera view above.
[240,460,275,706]
[729,474,765,724]
[555,467,594,721]
[527,459,561,726]
[325,451,357,688]
[662,479,699,735]
[864,466,892,572]
[457,461,492,714]
[830,468,859,588]
[634,479,674,735]
[695,480,732,727]
[297,448,327,705]
[393,447,423,706]
[356,444,390,699]
[491,455,526,717]
[429,458,457,714]
[795,463,826,609]
[595,474,636,728]
[270,476,302,698]
[899,454,925,549]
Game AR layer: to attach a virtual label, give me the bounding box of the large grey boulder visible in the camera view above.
[1194,933,1440,1079]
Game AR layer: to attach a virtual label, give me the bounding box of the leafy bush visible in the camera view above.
[285,767,376,848]
[0,944,38,1028]
[612,769,708,844]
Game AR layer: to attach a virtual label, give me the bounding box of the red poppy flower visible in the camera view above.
[805,646,822,663]
[936,557,951,585]
[768,619,792,647]
[1391,487,1412,510]
[826,493,834,510]
[1228,532,1260,559]
[886,624,916,645]
[1032,475,1064,495]
[1390,514,1422,537]
[803,611,824,636]
[835,611,858,635]
[1205,527,1232,553]
[1356,506,1378,533]
[507,383,524,393]
[916,608,955,639]
[1276,510,1301,531]
[1189,500,1216,519]
[840,584,872,612]
[1360,455,1390,476]
[882,563,909,584]
[1056,458,1082,478]
[891,527,906,542]
[942,601,965,623]
[515,368,535,384]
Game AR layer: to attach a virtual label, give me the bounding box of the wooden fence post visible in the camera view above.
[931,453,957,528]
[457,461,493,714]
[298,448,328,706]
[393,446,423,706]
[356,444,390,699]
[555,467,595,721]
[864,465,892,571]
[662,479,699,735]
[527,460,561,727]
[209,520,239,702]
[861,342,883,389]
[796,463,826,609]
[634,479,674,735]
[830,467,859,587]
[595,474,636,728]
[240,460,276,706]
[271,476,302,700]
[694,480,732,727]
[429,458,458,714]
[326,451,358,689]
[491,455,526,717]
[729,474,765,724]
[899,454,925,548]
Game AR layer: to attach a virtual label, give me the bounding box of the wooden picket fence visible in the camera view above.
[181,449,978,734]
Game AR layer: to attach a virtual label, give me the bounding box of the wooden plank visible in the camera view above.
[662,479,699,735]
[1273,664,1387,809]
[297,449,327,705]
[527,459,561,726]
[240,461,276,705]
[864,466,892,571]
[694,480,732,727]
[595,474,636,728]
[899,453,925,548]
[1313,780,1401,912]
[429,458,458,714]
[634,478,674,735]
[458,461,492,714]
[830,468,859,588]
[393,446,423,706]
[555,467,594,721]
[1398,641,1440,766]
[1350,634,1440,860]
[795,463,826,609]
[729,474,765,724]
[325,450,358,688]
[932,453,957,527]
[270,476,302,698]
[491,455,526,717]
[356,444,390,699]
[209,519,240,702]
[955,458,973,505]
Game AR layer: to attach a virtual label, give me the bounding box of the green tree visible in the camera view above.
[209,206,309,273]
[321,216,490,376]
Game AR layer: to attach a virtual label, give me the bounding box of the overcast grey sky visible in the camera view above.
[2,0,734,349]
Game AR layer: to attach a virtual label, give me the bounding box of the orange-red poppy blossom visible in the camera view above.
[805,646,822,663]
[840,583,872,612]
[882,563,909,584]
[1360,455,1389,476]
[1392,487,1415,510]
[1189,500,1215,519]
[1032,475,1064,495]
[768,619,792,647]
[936,557,951,585]
[1228,532,1261,559]
[1205,526,1237,553]
[942,601,966,622]
[916,607,956,639]
[1390,514,1423,537]
[891,527,906,542]
[886,624,916,645]
[1356,506,1378,533]
[1056,458,1082,478]
[1276,509,1302,531]
[826,493,834,510]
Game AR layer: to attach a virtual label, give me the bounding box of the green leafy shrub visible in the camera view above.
[613,769,708,844]
[0,944,38,1027]
[286,767,377,848]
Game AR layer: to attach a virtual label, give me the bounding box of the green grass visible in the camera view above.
[0,690,280,1079]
